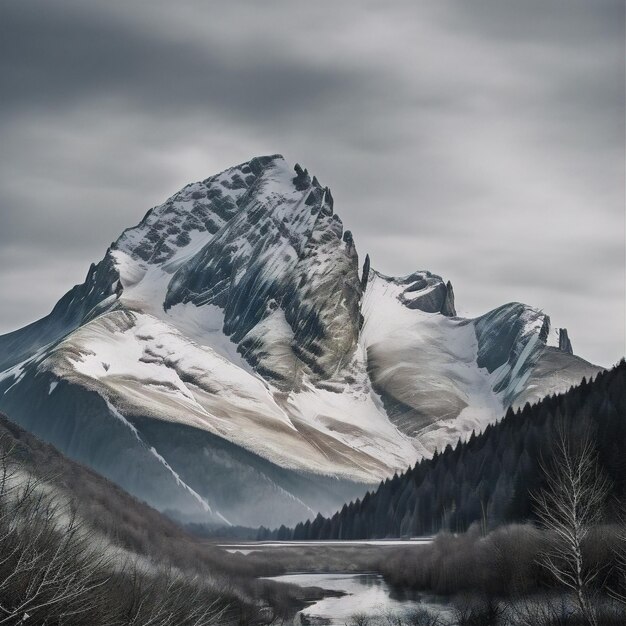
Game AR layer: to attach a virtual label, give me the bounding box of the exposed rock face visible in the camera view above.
[361,254,371,292]
[474,303,550,406]
[113,156,272,266]
[559,328,574,354]
[0,154,603,527]
[396,271,455,314]
[164,159,363,388]
[441,280,456,317]
[512,347,600,409]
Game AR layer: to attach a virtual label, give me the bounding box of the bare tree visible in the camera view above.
[402,607,444,626]
[532,427,610,626]
[0,439,112,624]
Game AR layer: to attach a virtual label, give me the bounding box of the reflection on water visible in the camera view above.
[266,572,451,626]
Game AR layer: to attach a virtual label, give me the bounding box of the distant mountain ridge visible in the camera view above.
[0,154,601,526]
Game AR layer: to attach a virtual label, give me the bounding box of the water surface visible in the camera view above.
[265,571,451,625]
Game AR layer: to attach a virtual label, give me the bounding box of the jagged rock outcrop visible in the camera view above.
[361,254,371,293]
[441,280,456,317]
[395,271,454,314]
[559,328,573,354]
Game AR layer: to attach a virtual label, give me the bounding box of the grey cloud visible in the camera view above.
[0,2,383,124]
[0,0,623,367]
[441,0,625,43]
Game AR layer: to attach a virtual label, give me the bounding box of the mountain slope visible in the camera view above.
[283,360,626,540]
[0,154,601,526]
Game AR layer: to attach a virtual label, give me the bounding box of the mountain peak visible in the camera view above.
[111,154,287,267]
[163,154,360,388]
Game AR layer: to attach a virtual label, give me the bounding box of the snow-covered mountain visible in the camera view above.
[0,155,601,527]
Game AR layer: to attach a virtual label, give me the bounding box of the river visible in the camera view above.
[265,571,452,625]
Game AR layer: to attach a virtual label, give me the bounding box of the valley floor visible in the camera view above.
[210,531,626,625]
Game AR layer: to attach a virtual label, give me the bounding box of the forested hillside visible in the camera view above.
[267,360,625,540]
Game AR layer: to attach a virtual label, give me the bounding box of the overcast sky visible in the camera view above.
[0,0,624,366]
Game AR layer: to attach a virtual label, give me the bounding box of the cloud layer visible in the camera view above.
[0,0,624,366]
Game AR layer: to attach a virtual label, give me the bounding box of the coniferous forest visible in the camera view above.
[261,360,626,541]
